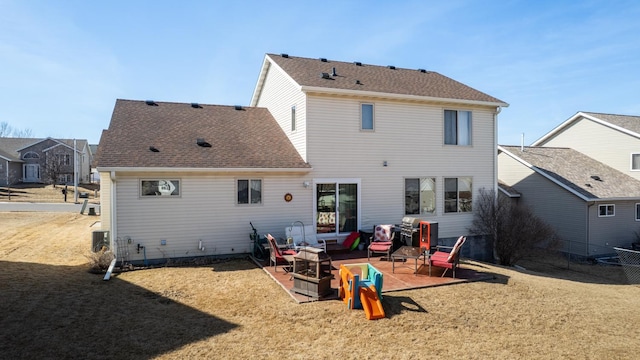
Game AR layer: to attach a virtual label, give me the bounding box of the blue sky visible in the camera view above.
[1,0,639,145]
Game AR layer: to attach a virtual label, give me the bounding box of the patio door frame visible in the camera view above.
[313,178,361,238]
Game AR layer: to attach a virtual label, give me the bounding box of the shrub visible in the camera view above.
[86,246,115,273]
[469,188,559,266]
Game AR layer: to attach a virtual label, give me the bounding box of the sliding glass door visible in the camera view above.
[315,179,359,236]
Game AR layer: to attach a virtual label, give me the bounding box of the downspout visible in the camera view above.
[586,201,595,258]
[110,171,117,255]
[493,106,502,262]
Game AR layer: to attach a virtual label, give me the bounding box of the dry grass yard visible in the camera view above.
[1,212,639,359]
[0,183,100,203]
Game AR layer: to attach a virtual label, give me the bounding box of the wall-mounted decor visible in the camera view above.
[140,179,180,197]
[284,193,293,202]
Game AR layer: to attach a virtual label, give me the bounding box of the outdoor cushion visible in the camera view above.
[447,236,466,263]
[343,231,359,249]
[350,237,360,251]
[373,225,393,242]
[369,242,392,251]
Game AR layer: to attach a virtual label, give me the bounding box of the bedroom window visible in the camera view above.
[405,178,436,215]
[444,177,472,213]
[598,204,615,217]
[635,203,640,221]
[444,110,472,145]
[140,179,180,197]
[361,103,374,130]
[632,153,640,171]
[291,105,296,131]
[237,179,262,204]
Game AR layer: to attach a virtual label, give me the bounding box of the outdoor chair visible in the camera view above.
[266,234,297,272]
[285,223,327,252]
[428,236,466,278]
[368,225,395,261]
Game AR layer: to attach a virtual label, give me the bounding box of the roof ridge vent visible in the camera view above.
[234,105,244,111]
[191,103,202,108]
[387,65,396,70]
[418,69,427,73]
[196,138,212,148]
[354,61,362,66]
[145,100,158,106]
[280,53,289,58]
[319,57,328,62]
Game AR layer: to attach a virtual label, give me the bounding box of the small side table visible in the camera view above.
[391,246,423,276]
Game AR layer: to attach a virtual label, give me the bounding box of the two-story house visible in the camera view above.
[96,53,507,263]
[0,137,91,186]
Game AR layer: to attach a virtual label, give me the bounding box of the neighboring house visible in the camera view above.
[498,145,640,257]
[532,112,640,181]
[97,53,507,263]
[0,137,91,186]
[88,144,100,183]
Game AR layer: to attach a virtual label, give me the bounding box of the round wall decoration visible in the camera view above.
[284,193,293,202]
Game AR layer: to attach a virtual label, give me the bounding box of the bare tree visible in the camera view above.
[44,152,66,186]
[468,188,559,266]
[0,121,33,137]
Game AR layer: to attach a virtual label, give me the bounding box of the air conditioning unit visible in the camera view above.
[92,230,110,252]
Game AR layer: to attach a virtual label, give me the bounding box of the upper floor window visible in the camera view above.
[598,204,614,217]
[140,179,181,197]
[23,152,39,159]
[632,153,640,171]
[237,179,262,205]
[405,178,436,215]
[56,154,71,165]
[444,177,472,213]
[361,103,374,130]
[444,110,472,145]
[291,105,296,132]
[635,203,640,221]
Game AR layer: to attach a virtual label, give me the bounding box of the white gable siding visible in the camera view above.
[306,94,497,238]
[253,63,308,161]
[541,118,640,180]
[498,152,588,255]
[110,173,312,262]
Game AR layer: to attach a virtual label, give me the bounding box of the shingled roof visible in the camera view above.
[582,112,640,134]
[252,53,508,106]
[97,99,311,170]
[499,145,640,200]
[534,111,640,145]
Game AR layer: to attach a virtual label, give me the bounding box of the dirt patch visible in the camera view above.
[1,212,639,359]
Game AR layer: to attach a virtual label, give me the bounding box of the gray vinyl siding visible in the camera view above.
[498,152,588,255]
[111,173,312,263]
[588,200,639,255]
[253,63,307,161]
[306,95,497,238]
[541,118,640,180]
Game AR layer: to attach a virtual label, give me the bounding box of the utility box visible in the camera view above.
[419,221,438,251]
[92,230,110,252]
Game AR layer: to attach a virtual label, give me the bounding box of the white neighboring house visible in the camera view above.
[532,112,640,181]
[96,54,507,263]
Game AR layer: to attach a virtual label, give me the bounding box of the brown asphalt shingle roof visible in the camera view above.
[583,112,640,134]
[97,99,310,170]
[264,53,507,105]
[499,145,640,200]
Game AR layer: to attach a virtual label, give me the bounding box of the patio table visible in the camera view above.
[391,246,424,276]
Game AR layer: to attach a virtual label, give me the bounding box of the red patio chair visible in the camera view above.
[428,236,466,278]
[367,225,395,261]
[266,234,296,272]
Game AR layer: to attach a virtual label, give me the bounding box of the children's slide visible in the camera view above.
[359,284,385,320]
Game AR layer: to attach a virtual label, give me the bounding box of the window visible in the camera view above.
[56,154,71,165]
[598,204,614,217]
[237,179,262,204]
[405,178,436,215]
[361,103,374,130]
[23,152,39,159]
[636,203,640,221]
[444,177,472,213]
[291,105,296,131]
[632,154,640,171]
[444,110,472,145]
[140,179,180,197]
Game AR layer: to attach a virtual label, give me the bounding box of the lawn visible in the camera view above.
[1,212,639,359]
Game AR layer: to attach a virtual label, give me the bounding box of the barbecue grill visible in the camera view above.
[400,216,421,247]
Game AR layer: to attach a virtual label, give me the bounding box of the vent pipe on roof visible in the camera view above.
[418,69,427,73]
[191,103,202,109]
[320,58,327,62]
[332,67,337,76]
[196,138,212,148]
[281,53,289,58]
[355,80,361,85]
[354,61,362,66]
[234,105,244,111]
[145,100,158,106]
[149,146,159,152]
[387,65,396,70]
